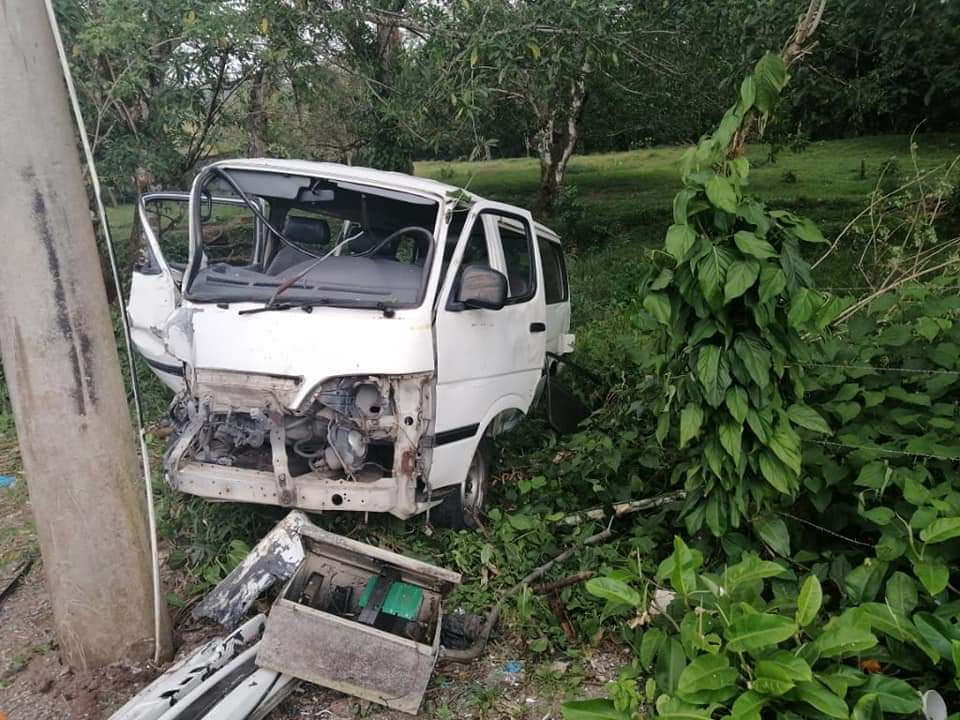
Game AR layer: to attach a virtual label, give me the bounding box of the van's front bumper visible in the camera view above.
[169,460,431,518]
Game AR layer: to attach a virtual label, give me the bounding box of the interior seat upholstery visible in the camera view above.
[266,216,331,275]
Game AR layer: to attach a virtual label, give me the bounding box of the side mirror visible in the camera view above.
[455,265,507,310]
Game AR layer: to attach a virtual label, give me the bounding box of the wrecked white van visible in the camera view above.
[127,160,573,527]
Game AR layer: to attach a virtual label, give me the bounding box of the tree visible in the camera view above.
[412,0,675,213]
[55,1,278,192]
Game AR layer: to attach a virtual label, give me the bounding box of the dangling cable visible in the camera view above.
[42,0,164,663]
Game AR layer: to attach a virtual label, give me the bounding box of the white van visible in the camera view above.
[127,159,573,528]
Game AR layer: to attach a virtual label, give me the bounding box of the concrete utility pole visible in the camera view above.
[0,2,172,667]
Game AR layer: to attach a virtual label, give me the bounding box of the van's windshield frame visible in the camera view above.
[183,166,443,311]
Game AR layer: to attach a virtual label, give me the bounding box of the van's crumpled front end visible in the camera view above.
[164,369,435,518]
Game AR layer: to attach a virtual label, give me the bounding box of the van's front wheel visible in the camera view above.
[431,441,491,530]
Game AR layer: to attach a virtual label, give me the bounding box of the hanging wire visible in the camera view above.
[42,0,164,662]
[812,439,960,463]
[802,361,960,376]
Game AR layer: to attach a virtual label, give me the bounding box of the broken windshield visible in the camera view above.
[183,167,440,309]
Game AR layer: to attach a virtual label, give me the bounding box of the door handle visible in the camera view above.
[530,322,546,333]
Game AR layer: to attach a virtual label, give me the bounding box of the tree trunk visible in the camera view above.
[123,166,154,292]
[0,0,172,667]
[533,67,589,217]
[247,64,270,157]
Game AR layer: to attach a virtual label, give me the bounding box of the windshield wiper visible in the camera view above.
[239,299,331,316]
[262,224,429,309]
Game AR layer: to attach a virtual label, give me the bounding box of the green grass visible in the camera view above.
[419,132,960,240]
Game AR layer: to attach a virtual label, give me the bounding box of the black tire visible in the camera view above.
[430,440,492,530]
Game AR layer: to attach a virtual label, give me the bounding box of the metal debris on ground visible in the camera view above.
[256,521,461,715]
[117,511,462,718]
[110,615,296,720]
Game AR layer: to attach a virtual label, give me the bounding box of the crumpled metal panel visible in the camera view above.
[192,511,309,627]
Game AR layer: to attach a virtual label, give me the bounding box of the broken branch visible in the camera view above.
[560,489,686,527]
[533,570,594,595]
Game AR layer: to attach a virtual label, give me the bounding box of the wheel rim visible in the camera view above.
[462,450,485,514]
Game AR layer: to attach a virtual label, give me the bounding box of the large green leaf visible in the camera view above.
[788,288,818,327]
[769,424,802,476]
[697,345,730,408]
[731,690,765,720]
[753,515,790,557]
[787,404,831,434]
[758,451,793,494]
[790,680,849,719]
[666,224,698,263]
[561,699,631,720]
[844,560,888,604]
[677,654,739,704]
[861,603,939,663]
[725,611,797,652]
[734,231,777,259]
[644,293,672,326]
[920,517,960,544]
[913,558,950,595]
[640,627,665,670]
[815,617,878,657]
[885,572,918,615]
[724,554,786,591]
[796,575,823,627]
[705,173,738,213]
[758,266,786,303]
[754,651,812,695]
[669,536,701,597]
[739,76,757,110]
[789,217,827,243]
[680,404,704,449]
[655,695,713,720]
[718,421,743,464]
[753,52,787,113]
[724,260,760,303]
[673,188,698,225]
[850,694,882,720]
[698,246,734,310]
[734,336,771,388]
[725,386,749,424]
[854,675,921,714]
[585,577,641,607]
[655,638,687,695]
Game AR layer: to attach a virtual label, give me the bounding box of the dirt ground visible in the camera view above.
[0,470,625,719]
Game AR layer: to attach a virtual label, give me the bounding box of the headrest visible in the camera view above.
[283,215,331,246]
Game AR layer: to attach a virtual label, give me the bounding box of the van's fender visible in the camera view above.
[427,392,531,493]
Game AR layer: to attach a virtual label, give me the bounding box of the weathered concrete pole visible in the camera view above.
[0,1,172,667]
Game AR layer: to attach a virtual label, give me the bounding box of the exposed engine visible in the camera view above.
[168,374,427,482]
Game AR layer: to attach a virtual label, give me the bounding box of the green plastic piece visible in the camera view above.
[358,577,423,620]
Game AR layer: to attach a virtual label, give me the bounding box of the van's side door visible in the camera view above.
[127,193,261,390]
[127,193,191,390]
[431,201,546,479]
[538,236,571,356]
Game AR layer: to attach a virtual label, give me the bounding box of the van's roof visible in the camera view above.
[209,158,561,243]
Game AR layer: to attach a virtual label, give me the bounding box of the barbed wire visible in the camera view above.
[801,361,960,376]
[812,439,960,463]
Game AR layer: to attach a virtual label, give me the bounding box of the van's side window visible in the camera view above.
[538,238,567,304]
[498,220,535,301]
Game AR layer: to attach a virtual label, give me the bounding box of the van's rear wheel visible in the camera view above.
[431,441,491,530]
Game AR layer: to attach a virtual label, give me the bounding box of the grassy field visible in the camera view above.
[419,132,960,242]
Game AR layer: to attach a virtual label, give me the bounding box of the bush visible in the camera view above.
[561,46,960,720]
